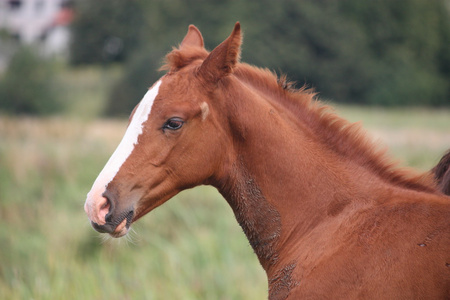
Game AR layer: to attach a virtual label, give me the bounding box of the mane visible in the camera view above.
[162,47,438,193]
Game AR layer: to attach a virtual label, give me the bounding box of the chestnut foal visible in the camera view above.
[85,23,450,299]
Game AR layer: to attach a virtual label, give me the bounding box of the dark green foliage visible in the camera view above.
[70,0,449,114]
[104,48,166,117]
[239,1,375,103]
[0,48,62,115]
[342,0,450,106]
[69,0,144,65]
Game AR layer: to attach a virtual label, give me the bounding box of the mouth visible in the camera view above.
[91,210,134,238]
[109,217,129,238]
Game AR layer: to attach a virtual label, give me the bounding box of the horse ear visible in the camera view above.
[199,22,242,83]
[180,25,204,49]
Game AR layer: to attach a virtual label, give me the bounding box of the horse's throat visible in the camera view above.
[218,162,281,268]
[217,163,300,299]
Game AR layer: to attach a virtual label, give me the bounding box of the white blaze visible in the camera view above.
[85,80,162,212]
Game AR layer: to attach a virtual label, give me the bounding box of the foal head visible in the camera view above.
[85,23,242,237]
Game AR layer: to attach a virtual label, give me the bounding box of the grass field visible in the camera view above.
[0,106,449,300]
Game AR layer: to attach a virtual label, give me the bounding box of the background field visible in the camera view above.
[1,104,449,300]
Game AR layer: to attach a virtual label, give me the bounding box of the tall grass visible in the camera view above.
[0,106,449,299]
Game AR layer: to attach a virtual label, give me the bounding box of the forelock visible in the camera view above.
[160,46,209,72]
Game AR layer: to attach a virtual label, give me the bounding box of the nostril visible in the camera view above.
[101,198,110,210]
[100,197,111,212]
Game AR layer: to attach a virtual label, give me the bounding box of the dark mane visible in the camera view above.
[163,46,438,193]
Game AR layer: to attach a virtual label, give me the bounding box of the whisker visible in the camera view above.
[125,227,141,246]
[99,233,112,244]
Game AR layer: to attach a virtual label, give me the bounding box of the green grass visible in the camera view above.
[56,64,123,119]
[0,105,449,299]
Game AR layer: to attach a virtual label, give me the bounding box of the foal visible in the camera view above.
[85,23,450,299]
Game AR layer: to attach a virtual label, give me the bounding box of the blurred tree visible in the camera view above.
[105,48,166,117]
[0,47,62,115]
[69,0,144,65]
[102,0,450,116]
[342,0,450,105]
[238,0,375,102]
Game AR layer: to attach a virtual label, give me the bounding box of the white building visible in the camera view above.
[0,0,73,56]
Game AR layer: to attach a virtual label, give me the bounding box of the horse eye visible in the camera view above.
[163,118,184,131]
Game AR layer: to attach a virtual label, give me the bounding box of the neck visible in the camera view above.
[214,126,362,299]
[210,71,437,299]
[210,81,333,298]
[217,159,282,267]
[213,74,345,261]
